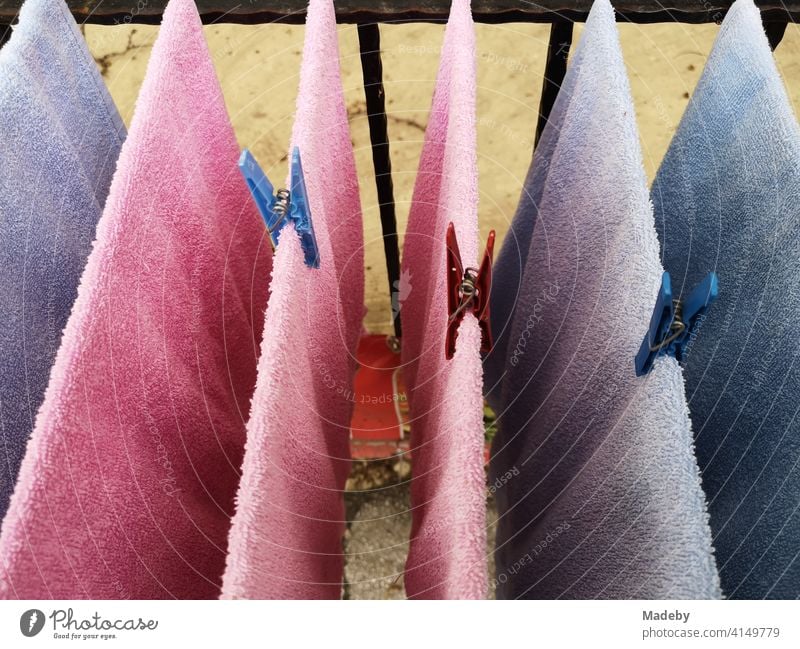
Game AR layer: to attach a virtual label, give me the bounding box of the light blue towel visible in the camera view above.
[652,0,800,599]
[488,0,720,599]
[0,0,125,518]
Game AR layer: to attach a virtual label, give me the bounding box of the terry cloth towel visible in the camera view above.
[488,0,721,599]
[220,0,364,600]
[651,0,800,599]
[401,0,487,600]
[0,0,125,521]
[482,15,588,409]
[0,0,271,599]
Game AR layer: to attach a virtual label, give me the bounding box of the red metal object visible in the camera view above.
[445,223,495,360]
[349,334,409,459]
[348,334,497,464]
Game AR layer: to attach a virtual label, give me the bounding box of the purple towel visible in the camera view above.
[488,0,720,599]
[0,0,125,520]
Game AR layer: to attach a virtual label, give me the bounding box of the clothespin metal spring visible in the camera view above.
[635,271,719,376]
[648,299,685,352]
[449,267,480,325]
[238,146,320,269]
[445,223,495,360]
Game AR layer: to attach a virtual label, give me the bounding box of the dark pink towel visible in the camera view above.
[220,0,364,599]
[401,0,487,599]
[0,0,271,599]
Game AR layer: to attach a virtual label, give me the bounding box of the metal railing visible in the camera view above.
[0,0,793,340]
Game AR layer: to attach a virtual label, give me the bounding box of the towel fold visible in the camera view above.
[652,0,800,599]
[488,0,720,599]
[220,0,364,599]
[0,0,270,599]
[401,0,487,600]
[0,0,125,521]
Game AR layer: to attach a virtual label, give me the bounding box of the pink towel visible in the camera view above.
[220,0,364,599]
[0,0,271,599]
[401,0,487,599]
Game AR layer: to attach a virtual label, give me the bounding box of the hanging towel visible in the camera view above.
[0,0,270,599]
[401,0,487,600]
[483,27,588,409]
[0,0,125,521]
[220,0,364,600]
[488,0,721,599]
[651,0,800,599]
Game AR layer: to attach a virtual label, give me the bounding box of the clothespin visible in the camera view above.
[635,271,719,376]
[238,146,320,268]
[445,223,496,360]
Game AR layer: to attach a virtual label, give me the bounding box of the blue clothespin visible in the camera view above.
[635,271,719,376]
[238,146,320,268]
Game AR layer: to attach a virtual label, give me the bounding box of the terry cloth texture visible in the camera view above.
[0,0,271,599]
[401,0,488,600]
[482,12,588,408]
[220,0,365,599]
[0,0,125,520]
[652,0,800,599]
[488,0,721,599]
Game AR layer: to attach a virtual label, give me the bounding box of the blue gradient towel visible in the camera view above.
[652,0,800,599]
[0,0,125,518]
[488,0,720,599]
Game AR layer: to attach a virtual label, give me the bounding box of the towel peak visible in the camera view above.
[162,0,204,34]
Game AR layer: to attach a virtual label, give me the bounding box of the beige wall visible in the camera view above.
[85,20,800,334]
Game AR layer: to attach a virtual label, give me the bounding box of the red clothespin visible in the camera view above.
[445,222,496,360]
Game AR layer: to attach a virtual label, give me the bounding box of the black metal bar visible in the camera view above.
[535,21,573,148]
[764,17,788,49]
[0,21,11,47]
[358,23,402,341]
[0,0,799,25]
